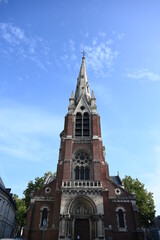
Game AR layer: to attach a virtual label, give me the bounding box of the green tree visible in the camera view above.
[14,194,27,236]
[122,175,155,227]
[23,171,52,208]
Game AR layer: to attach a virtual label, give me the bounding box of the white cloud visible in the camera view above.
[0,23,28,45]
[83,41,118,76]
[126,69,160,82]
[98,32,106,38]
[61,38,79,71]
[117,33,125,40]
[0,22,51,71]
[61,34,119,76]
[92,38,97,46]
[69,39,75,52]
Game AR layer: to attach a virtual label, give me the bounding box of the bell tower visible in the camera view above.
[24,54,144,240]
[57,55,109,240]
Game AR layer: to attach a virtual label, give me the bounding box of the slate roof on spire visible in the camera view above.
[75,55,91,104]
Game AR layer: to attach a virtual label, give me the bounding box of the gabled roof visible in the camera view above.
[110,176,123,186]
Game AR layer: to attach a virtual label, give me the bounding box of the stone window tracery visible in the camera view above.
[73,151,91,180]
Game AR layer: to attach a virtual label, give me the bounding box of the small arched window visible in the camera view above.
[41,208,48,227]
[116,207,126,230]
[75,112,82,136]
[118,209,125,228]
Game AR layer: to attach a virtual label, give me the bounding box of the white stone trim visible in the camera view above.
[115,206,127,231]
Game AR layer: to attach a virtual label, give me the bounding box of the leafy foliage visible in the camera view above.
[23,171,52,208]
[122,175,155,227]
[14,194,27,236]
[13,171,53,236]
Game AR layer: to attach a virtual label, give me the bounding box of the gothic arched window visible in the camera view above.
[75,112,90,137]
[75,166,79,180]
[80,166,84,180]
[85,167,90,180]
[73,151,91,180]
[41,208,48,227]
[75,112,82,136]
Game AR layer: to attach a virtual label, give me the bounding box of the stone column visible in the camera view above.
[97,215,104,239]
[59,215,65,239]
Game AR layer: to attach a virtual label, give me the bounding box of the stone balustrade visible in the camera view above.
[62,180,102,188]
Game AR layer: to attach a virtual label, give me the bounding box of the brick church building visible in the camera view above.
[24,55,144,240]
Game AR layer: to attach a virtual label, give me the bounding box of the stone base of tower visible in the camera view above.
[58,184,105,240]
[24,178,144,240]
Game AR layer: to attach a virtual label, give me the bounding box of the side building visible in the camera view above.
[24,56,144,240]
[0,177,17,238]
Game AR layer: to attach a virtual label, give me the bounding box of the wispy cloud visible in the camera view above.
[0,23,51,71]
[126,69,160,82]
[98,31,106,38]
[117,33,125,40]
[0,23,28,45]
[61,34,119,77]
[0,101,63,162]
[61,38,79,71]
[82,41,118,76]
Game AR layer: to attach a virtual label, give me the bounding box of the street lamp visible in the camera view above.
[42,219,47,240]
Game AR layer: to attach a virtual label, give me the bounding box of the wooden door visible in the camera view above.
[74,219,90,240]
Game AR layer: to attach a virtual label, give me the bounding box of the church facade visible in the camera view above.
[24,56,144,240]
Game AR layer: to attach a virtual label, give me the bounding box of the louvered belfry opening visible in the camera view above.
[75,112,82,136]
[83,112,89,136]
[75,112,90,137]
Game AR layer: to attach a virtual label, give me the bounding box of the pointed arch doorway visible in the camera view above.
[74,219,90,240]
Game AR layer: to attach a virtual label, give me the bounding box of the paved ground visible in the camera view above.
[1,238,25,240]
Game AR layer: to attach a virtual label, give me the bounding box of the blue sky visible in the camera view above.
[0,0,160,215]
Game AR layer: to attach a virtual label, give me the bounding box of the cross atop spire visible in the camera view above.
[81,50,86,59]
[74,54,90,104]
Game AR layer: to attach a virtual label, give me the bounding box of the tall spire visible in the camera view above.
[75,54,91,104]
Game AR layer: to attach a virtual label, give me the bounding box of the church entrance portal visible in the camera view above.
[74,219,90,240]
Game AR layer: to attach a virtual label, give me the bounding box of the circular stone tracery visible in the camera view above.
[73,151,91,180]
[75,151,90,165]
